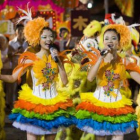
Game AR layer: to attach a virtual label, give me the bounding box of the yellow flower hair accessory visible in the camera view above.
[24,17,49,47]
[99,24,131,50]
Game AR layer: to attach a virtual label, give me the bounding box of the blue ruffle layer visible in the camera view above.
[76,119,138,133]
[9,113,76,130]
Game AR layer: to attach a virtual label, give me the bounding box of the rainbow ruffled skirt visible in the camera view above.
[75,92,138,136]
[9,84,76,135]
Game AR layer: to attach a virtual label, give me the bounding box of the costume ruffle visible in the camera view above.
[76,110,137,123]
[14,99,73,114]
[136,91,140,138]
[77,119,138,135]
[81,126,135,136]
[76,119,137,135]
[9,84,76,134]
[80,92,132,108]
[13,121,58,135]
[75,92,137,135]
[76,102,135,116]
[9,114,76,130]
[12,108,75,121]
[18,84,70,105]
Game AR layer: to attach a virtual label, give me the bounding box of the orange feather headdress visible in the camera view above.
[99,24,131,51]
[24,17,49,47]
[17,4,49,47]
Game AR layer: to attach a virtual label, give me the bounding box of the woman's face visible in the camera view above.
[103,30,120,51]
[40,29,54,50]
[16,27,24,40]
[60,29,69,39]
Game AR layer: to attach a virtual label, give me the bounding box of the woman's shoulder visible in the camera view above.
[19,51,38,64]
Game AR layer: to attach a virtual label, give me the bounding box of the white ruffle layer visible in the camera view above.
[13,121,58,135]
[80,126,134,136]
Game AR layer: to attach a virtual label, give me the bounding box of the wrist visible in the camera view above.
[98,56,103,62]
[58,60,62,66]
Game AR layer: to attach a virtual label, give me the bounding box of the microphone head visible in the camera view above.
[108,44,113,48]
[100,50,108,56]
[49,44,53,49]
[49,43,59,51]
[49,44,59,63]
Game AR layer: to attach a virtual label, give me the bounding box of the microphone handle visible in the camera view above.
[53,56,59,63]
[100,50,108,56]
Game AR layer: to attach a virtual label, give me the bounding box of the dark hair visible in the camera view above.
[42,27,56,38]
[59,27,69,37]
[104,29,120,41]
[15,24,24,31]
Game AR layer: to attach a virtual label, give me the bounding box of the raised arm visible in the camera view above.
[0,59,32,83]
[125,58,140,84]
[51,49,68,85]
[129,71,140,84]
[65,34,71,49]
[87,56,103,82]
[57,60,68,85]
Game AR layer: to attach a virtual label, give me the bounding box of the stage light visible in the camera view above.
[87,0,93,9]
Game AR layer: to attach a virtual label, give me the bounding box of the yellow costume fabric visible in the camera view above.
[75,58,138,136]
[9,52,75,135]
[0,51,5,140]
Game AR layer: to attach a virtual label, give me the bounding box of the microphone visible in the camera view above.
[108,44,113,48]
[49,44,59,63]
[100,50,108,56]
[100,45,113,56]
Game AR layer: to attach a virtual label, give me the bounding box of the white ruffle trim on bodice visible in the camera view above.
[93,87,122,103]
[31,70,58,99]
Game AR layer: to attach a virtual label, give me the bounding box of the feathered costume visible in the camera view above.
[75,24,139,136]
[9,52,75,135]
[8,5,75,135]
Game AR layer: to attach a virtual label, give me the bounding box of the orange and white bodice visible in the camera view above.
[93,60,127,103]
[31,54,59,99]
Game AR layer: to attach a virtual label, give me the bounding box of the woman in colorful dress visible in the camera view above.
[0,16,75,140]
[75,24,140,140]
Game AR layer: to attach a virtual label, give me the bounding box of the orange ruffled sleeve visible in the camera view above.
[12,52,38,84]
[123,58,140,74]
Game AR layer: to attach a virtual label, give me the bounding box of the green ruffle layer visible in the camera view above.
[12,107,75,121]
[76,110,137,123]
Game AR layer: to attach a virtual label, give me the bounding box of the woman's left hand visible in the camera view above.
[50,48,60,63]
[51,49,59,57]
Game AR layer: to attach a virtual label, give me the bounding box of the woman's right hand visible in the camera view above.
[100,46,111,57]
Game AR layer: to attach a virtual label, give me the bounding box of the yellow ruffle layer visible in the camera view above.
[136,91,140,138]
[18,84,70,106]
[80,92,132,108]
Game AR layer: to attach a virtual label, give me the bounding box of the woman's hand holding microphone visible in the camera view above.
[100,45,112,57]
